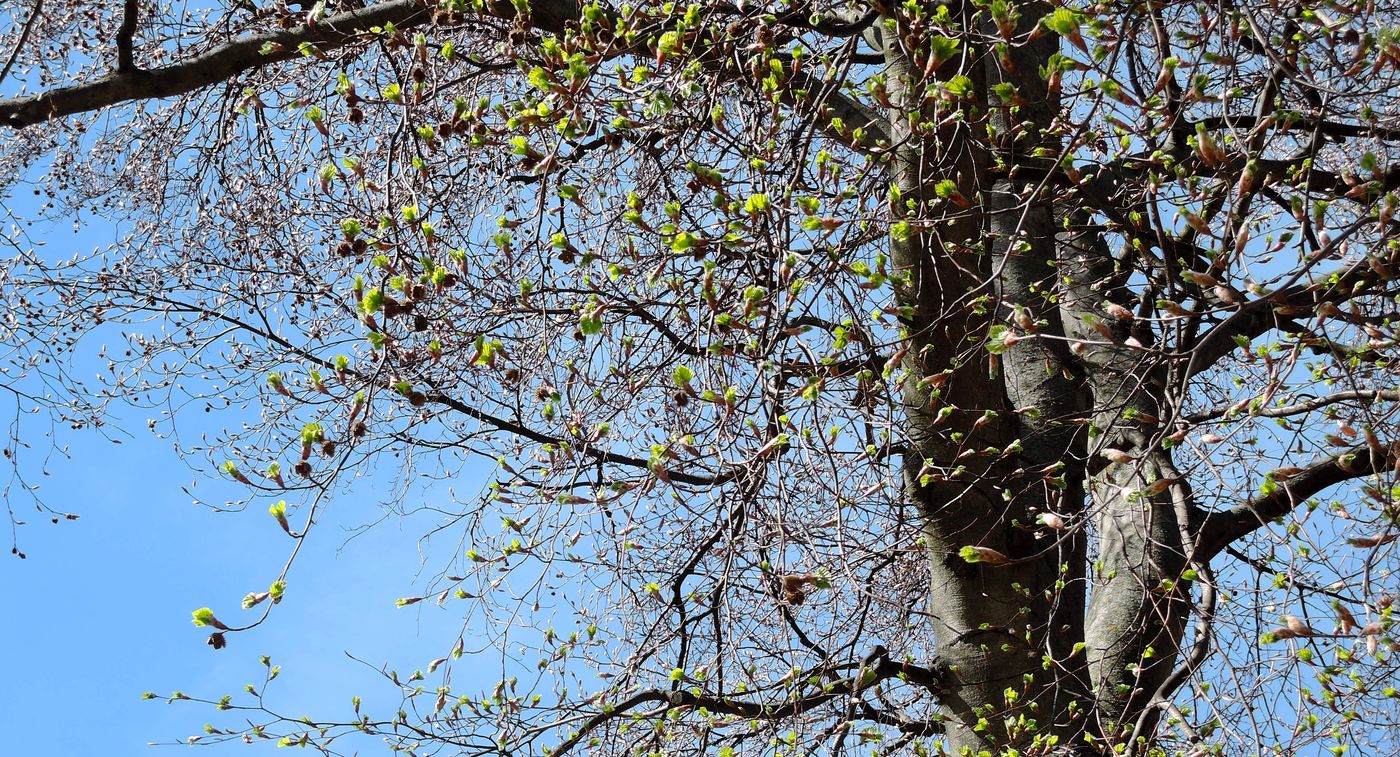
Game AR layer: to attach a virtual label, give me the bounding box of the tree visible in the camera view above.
[2,0,1398,754]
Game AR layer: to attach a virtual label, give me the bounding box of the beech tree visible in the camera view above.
[3,0,1399,754]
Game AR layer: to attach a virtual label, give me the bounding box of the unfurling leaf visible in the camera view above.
[959,545,1012,566]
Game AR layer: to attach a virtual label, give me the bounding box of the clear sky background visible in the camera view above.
[1,416,498,750]
[0,207,492,754]
[0,413,490,755]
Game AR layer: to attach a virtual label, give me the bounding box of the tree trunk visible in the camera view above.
[1059,222,1198,748]
[885,5,1200,751]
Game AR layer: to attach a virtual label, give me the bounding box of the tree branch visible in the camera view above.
[771,4,877,37]
[80,282,735,489]
[0,0,43,88]
[116,0,139,73]
[1184,216,1378,380]
[1197,441,1398,559]
[0,0,432,128]
[422,388,733,488]
[1194,113,1400,143]
[1185,389,1400,425]
[0,0,889,150]
[548,651,945,756]
[1129,565,1215,748]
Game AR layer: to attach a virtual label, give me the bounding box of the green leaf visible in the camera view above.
[944,75,975,98]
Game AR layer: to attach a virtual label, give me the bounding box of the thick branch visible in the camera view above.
[0,0,431,128]
[0,0,889,149]
[116,0,138,73]
[1197,441,1398,559]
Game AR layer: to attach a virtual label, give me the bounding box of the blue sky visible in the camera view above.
[0,95,517,743]
[0,339,489,754]
[0,75,528,745]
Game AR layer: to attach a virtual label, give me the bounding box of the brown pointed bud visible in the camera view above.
[1013,307,1037,331]
[1284,616,1316,636]
[1104,302,1134,321]
[1101,448,1135,465]
[1183,270,1218,286]
[1357,621,1384,637]
[1214,285,1241,305]
[1347,533,1399,549]
[1142,477,1179,496]
[1333,603,1358,634]
[1037,512,1068,530]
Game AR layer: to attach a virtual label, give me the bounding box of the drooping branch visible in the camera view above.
[67,282,736,489]
[423,387,736,488]
[1197,441,1399,559]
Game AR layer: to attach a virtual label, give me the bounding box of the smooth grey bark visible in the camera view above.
[882,0,1206,744]
[1057,216,1197,745]
[981,5,1095,747]
[885,5,1103,752]
[882,22,1038,748]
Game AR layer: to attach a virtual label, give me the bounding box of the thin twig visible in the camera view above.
[0,0,43,88]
